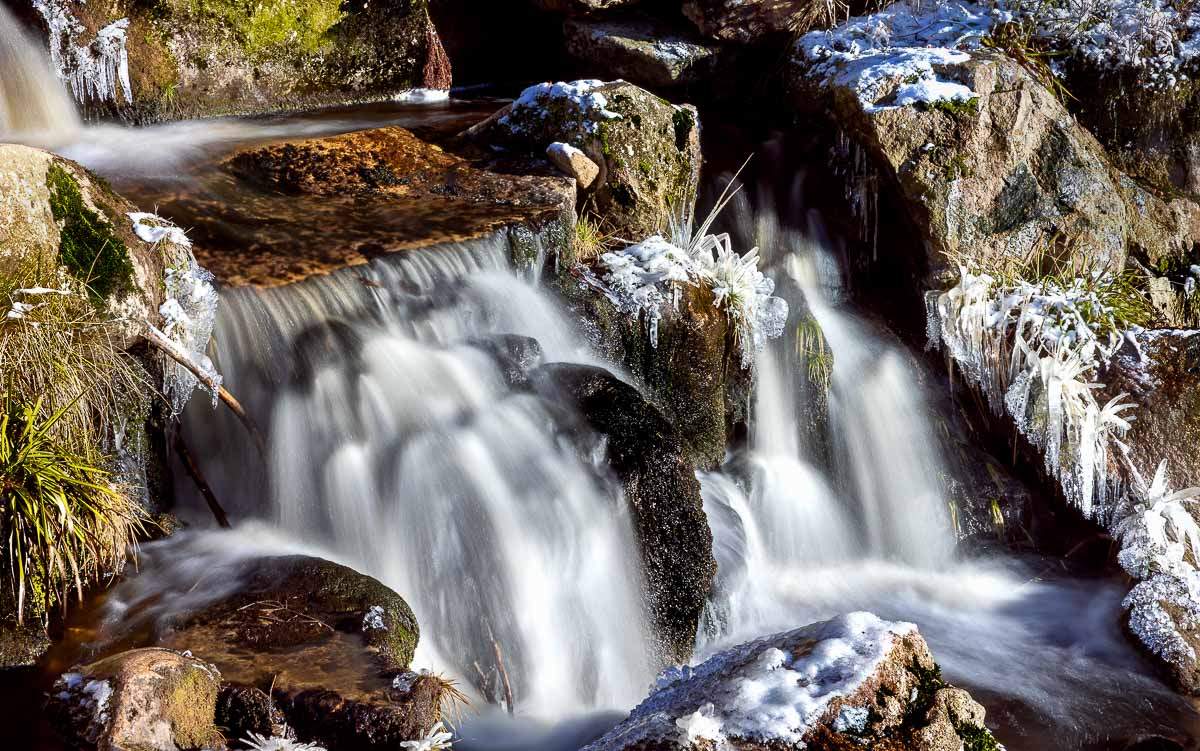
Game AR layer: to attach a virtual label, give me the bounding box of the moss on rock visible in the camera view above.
[45,163,134,303]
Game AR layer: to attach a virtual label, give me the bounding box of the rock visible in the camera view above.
[531,363,716,664]
[789,49,1196,286]
[683,0,839,43]
[564,19,719,90]
[467,334,545,388]
[582,612,1000,751]
[216,684,286,741]
[25,0,452,122]
[47,648,223,751]
[547,141,601,188]
[209,126,576,286]
[0,144,196,347]
[0,622,52,668]
[466,80,701,242]
[118,554,443,749]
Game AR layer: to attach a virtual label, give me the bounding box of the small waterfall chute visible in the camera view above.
[0,5,80,144]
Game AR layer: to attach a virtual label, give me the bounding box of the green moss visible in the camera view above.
[182,0,344,59]
[45,163,134,303]
[166,666,222,748]
[956,722,1002,751]
[944,153,973,181]
[930,96,980,118]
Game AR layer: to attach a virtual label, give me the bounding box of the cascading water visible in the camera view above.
[0,5,80,143]
[157,233,657,718]
[697,199,1195,748]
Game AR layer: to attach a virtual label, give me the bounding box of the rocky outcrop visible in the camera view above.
[583,612,1000,751]
[23,0,451,122]
[465,80,701,242]
[48,648,223,751]
[531,363,716,665]
[206,126,576,286]
[683,0,840,43]
[564,19,719,90]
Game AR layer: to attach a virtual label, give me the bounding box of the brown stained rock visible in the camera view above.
[547,141,602,188]
[205,127,575,287]
[48,648,223,751]
[422,23,453,91]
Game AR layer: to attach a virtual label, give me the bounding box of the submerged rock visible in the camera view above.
[465,80,701,242]
[211,126,576,286]
[23,0,451,122]
[584,612,1000,751]
[48,648,223,751]
[531,363,716,665]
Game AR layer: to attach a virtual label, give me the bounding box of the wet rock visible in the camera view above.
[583,612,1000,751]
[213,126,576,286]
[278,673,445,751]
[530,0,642,13]
[26,0,451,123]
[47,647,223,751]
[789,50,1198,285]
[0,622,52,668]
[564,18,719,90]
[216,684,286,741]
[467,334,544,388]
[531,363,716,664]
[547,141,601,189]
[465,80,701,241]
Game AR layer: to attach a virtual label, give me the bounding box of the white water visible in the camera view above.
[0,4,81,144]
[697,207,1192,747]
[166,235,655,717]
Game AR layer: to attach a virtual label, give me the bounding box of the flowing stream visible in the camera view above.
[2,30,1199,748]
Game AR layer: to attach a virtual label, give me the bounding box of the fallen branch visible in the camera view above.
[144,324,266,457]
[173,431,231,529]
[485,621,515,715]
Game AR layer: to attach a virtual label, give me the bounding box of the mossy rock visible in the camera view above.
[47,647,223,750]
[30,0,450,123]
[470,80,702,242]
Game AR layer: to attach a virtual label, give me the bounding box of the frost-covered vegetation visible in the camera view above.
[587,231,788,367]
[928,266,1141,519]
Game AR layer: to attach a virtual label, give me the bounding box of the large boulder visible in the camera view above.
[683,0,844,43]
[531,363,717,665]
[194,126,575,286]
[583,612,1000,751]
[23,0,451,122]
[465,80,701,242]
[47,648,223,751]
[790,31,1198,287]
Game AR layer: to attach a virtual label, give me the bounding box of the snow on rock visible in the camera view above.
[583,612,997,751]
[33,0,133,105]
[588,233,787,366]
[500,79,622,137]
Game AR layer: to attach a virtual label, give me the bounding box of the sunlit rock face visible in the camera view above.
[584,613,999,751]
[22,0,451,123]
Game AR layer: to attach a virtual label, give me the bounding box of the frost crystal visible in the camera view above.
[399,721,454,751]
[588,234,787,366]
[33,0,133,104]
[928,267,1131,519]
[363,604,387,631]
[242,732,328,751]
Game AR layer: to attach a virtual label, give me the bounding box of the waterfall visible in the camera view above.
[0,4,80,144]
[170,232,655,717]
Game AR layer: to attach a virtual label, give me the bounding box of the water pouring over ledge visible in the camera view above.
[0,5,80,145]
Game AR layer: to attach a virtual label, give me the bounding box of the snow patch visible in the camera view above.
[502,79,622,137]
[583,612,914,750]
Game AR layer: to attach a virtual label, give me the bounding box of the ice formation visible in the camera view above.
[589,233,787,366]
[582,612,915,750]
[33,0,133,105]
[928,267,1132,519]
[501,79,622,137]
[125,212,221,414]
[242,732,328,751]
[399,722,454,751]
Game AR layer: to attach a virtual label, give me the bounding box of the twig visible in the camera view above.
[173,431,230,528]
[485,622,514,715]
[144,324,266,457]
